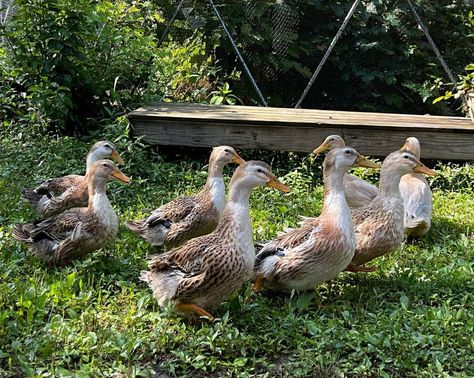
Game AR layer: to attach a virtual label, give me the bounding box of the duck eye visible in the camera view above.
[225,149,230,153]
[257,168,264,173]
[345,150,351,154]
[102,163,108,167]
[403,155,409,159]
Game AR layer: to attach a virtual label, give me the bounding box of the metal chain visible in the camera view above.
[295,0,361,108]
[208,0,268,107]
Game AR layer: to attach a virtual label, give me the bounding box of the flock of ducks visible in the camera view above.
[13,136,435,320]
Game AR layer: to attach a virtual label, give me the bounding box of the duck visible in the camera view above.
[22,141,124,218]
[399,137,433,237]
[126,146,245,249]
[140,161,290,320]
[252,148,380,292]
[347,149,436,272]
[13,160,131,267]
[313,135,379,208]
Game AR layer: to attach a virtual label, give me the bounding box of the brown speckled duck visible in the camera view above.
[347,149,436,272]
[252,148,379,292]
[22,141,124,218]
[140,161,290,320]
[399,137,433,237]
[313,135,380,208]
[126,146,245,249]
[13,160,130,267]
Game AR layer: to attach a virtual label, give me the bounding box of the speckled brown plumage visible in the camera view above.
[140,161,289,319]
[21,141,124,218]
[350,149,435,268]
[13,160,130,267]
[126,146,245,249]
[254,148,377,292]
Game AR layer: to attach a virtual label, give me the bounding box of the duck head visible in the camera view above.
[230,161,290,192]
[210,145,245,166]
[88,141,125,166]
[325,147,381,171]
[313,135,346,155]
[88,159,131,186]
[400,137,421,160]
[383,150,435,176]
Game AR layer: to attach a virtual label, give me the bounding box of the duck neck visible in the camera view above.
[217,182,252,234]
[87,176,111,212]
[320,167,351,227]
[204,159,226,213]
[378,167,403,197]
[85,150,102,174]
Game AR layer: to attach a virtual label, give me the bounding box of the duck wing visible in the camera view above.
[29,208,91,242]
[145,195,199,227]
[164,198,219,248]
[255,219,320,267]
[343,174,378,208]
[41,181,88,217]
[147,232,221,300]
[34,175,85,197]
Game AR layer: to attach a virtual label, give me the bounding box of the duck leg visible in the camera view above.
[252,274,265,292]
[175,303,214,321]
[345,263,377,273]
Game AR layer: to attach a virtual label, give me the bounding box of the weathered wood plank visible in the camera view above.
[129,103,474,161]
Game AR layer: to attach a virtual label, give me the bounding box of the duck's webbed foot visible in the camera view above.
[175,303,214,321]
[345,263,377,273]
[252,274,265,292]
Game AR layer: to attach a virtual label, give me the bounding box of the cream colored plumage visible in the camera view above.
[126,146,245,249]
[399,137,433,237]
[253,148,380,292]
[140,161,290,320]
[13,160,130,267]
[348,149,436,271]
[21,141,125,218]
[313,135,380,208]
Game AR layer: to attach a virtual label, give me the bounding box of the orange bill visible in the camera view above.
[232,153,246,165]
[267,175,290,192]
[111,169,131,184]
[355,154,381,169]
[111,150,125,165]
[413,162,436,176]
[313,142,330,156]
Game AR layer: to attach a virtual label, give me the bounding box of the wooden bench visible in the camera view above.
[129,102,474,160]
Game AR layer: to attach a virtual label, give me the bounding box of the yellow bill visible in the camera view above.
[111,169,131,184]
[413,162,436,176]
[313,142,330,156]
[267,175,291,193]
[111,150,125,165]
[232,153,246,165]
[355,154,381,169]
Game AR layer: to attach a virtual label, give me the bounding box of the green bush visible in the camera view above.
[0,0,229,133]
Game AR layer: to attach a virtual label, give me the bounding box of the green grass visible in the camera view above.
[1,130,473,377]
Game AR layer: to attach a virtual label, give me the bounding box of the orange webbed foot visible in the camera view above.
[175,303,214,321]
[252,274,265,293]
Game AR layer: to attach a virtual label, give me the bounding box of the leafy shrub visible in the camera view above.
[0,0,230,134]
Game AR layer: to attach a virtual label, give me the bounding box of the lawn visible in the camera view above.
[0,130,473,377]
